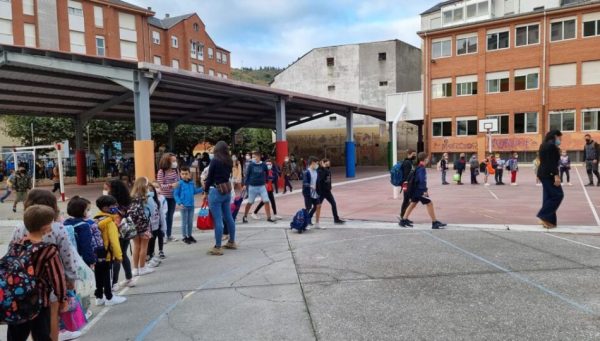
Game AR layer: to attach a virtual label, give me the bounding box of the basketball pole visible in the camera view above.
[487,129,492,154]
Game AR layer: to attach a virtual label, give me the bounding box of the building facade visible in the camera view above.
[420,0,600,162]
[0,0,230,76]
[272,40,422,165]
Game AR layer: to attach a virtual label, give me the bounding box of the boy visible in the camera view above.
[174,166,204,244]
[440,153,449,185]
[469,154,479,185]
[316,158,345,225]
[93,195,127,306]
[12,165,32,213]
[453,153,466,185]
[283,156,293,193]
[508,152,520,186]
[0,169,14,203]
[403,152,447,229]
[303,156,323,228]
[7,205,67,341]
[495,153,506,185]
[64,196,96,266]
[253,160,282,220]
[399,149,417,227]
[242,151,275,223]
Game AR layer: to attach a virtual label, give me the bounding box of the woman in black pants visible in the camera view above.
[105,179,135,290]
[537,130,564,229]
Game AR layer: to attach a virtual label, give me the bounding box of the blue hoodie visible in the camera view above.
[63,217,95,266]
[413,165,428,198]
[174,178,204,207]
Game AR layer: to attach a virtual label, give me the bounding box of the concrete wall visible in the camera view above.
[358,40,398,107]
[395,41,423,93]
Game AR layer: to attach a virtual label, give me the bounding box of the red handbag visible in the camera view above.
[196,198,214,230]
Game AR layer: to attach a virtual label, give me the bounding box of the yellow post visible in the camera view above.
[134,140,156,182]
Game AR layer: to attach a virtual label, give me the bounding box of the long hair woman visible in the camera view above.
[156,153,180,242]
[104,179,134,290]
[204,141,236,255]
[130,177,154,275]
[536,130,564,229]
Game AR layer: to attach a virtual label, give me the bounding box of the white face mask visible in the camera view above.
[171,162,178,169]
[245,155,251,161]
[232,156,237,162]
[102,190,109,196]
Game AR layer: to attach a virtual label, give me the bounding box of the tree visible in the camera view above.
[152,124,231,157]
[235,128,274,155]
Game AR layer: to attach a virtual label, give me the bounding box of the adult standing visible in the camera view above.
[469,154,479,185]
[204,141,237,256]
[398,149,416,227]
[583,134,600,186]
[537,130,564,229]
[156,153,180,242]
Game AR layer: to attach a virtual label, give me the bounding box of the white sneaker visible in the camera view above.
[139,267,155,276]
[120,278,137,288]
[95,298,105,306]
[536,183,542,186]
[251,213,260,220]
[147,259,159,268]
[59,330,82,341]
[105,295,127,306]
[274,215,283,220]
[132,268,139,277]
[484,183,490,186]
[568,183,573,186]
[313,224,326,230]
[112,283,121,292]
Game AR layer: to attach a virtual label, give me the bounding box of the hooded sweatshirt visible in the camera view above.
[94,212,123,262]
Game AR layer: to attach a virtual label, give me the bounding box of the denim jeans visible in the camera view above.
[0,188,11,202]
[537,177,564,226]
[165,197,176,238]
[208,188,235,248]
[441,170,447,183]
[181,206,195,238]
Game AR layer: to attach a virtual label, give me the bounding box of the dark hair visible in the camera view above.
[544,130,562,143]
[407,148,416,155]
[67,195,91,218]
[158,153,175,171]
[308,156,319,164]
[417,152,427,162]
[585,134,591,138]
[24,205,56,233]
[107,179,131,207]
[214,141,233,168]
[179,165,191,173]
[24,189,59,220]
[96,195,117,210]
[148,183,160,208]
[202,152,210,161]
[321,158,330,163]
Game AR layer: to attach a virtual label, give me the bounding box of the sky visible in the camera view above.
[129,0,441,69]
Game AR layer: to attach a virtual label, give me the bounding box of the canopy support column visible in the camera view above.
[167,122,177,153]
[74,117,87,185]
[275,98,288,190]
[133,71,155,181]
[345,110,356,178]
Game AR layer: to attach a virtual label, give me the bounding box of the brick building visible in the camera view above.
[0,0,230,76]
[419,0,600,161]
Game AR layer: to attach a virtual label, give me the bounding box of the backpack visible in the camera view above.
[479,162,486,173]
[88,218,106,260]
[390,162,404,187]
[128,198,150,235]
[404,169,417,197]
[0,241,51,324]
[290,209,310,233]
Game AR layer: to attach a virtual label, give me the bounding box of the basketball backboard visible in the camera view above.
[479,118,498,133]
[386,91,423,122]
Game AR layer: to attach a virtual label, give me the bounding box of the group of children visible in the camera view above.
[439,152,522,186]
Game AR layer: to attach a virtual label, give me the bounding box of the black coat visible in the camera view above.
[537,142,560,179]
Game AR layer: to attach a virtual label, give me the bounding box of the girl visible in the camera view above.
[533,154,541,186]
[559,150,572,186]
[146,183,165,267]
[156,153,180,242]
[232,154,243,192]
[130,177,154,276]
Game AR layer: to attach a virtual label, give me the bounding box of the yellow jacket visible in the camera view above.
[95,212,123,262]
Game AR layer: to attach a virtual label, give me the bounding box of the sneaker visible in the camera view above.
[189,236,197,243]
[132,268,139,277]
[334,219,346,224]
[399,219,413,228]
[120,278,137,288]
[112,283,121,292]
[208,247,223,256]
[168,236,178,242]
[274,215,283,220]
[251,213,260,220]
[242,216,248,224]
[59,330,82,341]
[586,183,594,187]
[568,183,573,186]
[105,295,127,306]
[536,183,542,186]
[267,218,276,223]
[484,183,490,186]
[432,221,447,229]
[147,259,160,268]
[12,207,16,213]
[159,251,166,259]
[223,242,238,250]
[95,298,105,306]
[183,237,191,244]
[139,267,155,276]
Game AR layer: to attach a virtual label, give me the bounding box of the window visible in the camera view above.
[190,41,197,59]
[216,51,222,63]
[327,57,334,66]
[24,24,36,47]
[431,78,452,99]
[198,43,204,61]
[171,36,178,48]
[95,36,105,56]
[549,111,575,132]
[549,64,577,87]
[68,1,84,32]
[328,85,335,91]
[0,19,13,45]
[583,109,600,131]
[209,69,215,76]
[516,24,539,46]
[67,1,83,16]
[172,59,179,69]
[329,116,337,122]
[118,12,136,60]
[217,72,223,78]
[456,75,477,96]
[198,65,204,73]
[514,68,539,90]
[153,56,161,65]
[94,6,103,28]
[487,29,509,50]
[193,23,199,32]
[222,53,227,64]
[23,0,34,15]
[69,31,85,54]
[487,114,509,134]
[430,17,441,29]
[432,38,451,58]
[514,112,538,133]
[152,31,160,44]
[442,7,464,25]
[582,60,600,85]
[378,52,386,61]
[223,74,228,79]
[191,64,198,72]
[208,47,213,59]
[583,13,600,37]
[432,119,452,137]
[457,117,478,136]
[379,81,388,86]
[457,34,477,55]
[551,19,576,41]
[120,41,137,60]
[486,71,509,93]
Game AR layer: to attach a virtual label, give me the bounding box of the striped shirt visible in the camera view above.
[156,169,179,198]
[25,242,67,307]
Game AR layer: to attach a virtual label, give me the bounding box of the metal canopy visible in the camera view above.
[0,45,385,130]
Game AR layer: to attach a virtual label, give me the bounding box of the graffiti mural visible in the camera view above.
[431,138,478,152]
[491,136,540,151]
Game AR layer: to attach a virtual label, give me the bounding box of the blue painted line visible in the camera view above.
[422,231,595,315]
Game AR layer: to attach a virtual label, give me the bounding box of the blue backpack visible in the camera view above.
[390,162,404,187]
[290,209,310,233]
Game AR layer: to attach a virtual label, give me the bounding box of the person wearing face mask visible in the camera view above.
[302,156,323,228]
[583,134,600,186]
[316,158,345,226]
[399,149,417,228]
[156,153,180,242]
[469,154,479,185]
[241,151,276,223]
[559,150,571,186]
[507,152,520,186]
[439,153,449,185]
[282,156,293,193]
[537,130,564,229]
[12,164,32,213]
[453,153,466,185]
[253,160,282,220]
[243,153,252,182]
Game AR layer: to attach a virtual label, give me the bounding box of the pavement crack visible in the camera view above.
[233,287,303,303]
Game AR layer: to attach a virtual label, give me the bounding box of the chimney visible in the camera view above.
[165,13,170,18]
[147,7,152,11]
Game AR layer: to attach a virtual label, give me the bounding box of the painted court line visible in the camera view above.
[421,230,595,315]
[486,189,499,200]
[79,286,131,336]
[575,167,600,226]
[546,233,600,251]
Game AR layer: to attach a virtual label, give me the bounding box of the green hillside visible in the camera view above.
[231,67,284,86]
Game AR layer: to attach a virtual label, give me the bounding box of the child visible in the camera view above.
[495,154,506,185]
[507,152,519,186]
[12,165,32,213]
[302,156,322,228]
[253,160,282,220]
[559,151,572,186]
[0,169,14,203]
[439,153,449,185]
[533,155,541,186]
[174,166,204,244]
[6,205,67,341]
[93,195,127,306]
[453,153,466,185]
[402,152,447,229]
[64,196,95,267]
[283,156,293,193]
[146,183,167,266]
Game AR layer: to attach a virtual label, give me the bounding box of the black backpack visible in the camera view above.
[404,169,417,197]
[479,162,486,173]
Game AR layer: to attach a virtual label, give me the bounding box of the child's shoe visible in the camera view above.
[105,295,127,306]
[139,267,155,276]
[59,330,82,341]
[159,251,166,259]
[95,297,105,306]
